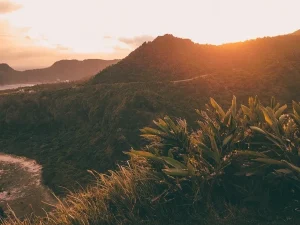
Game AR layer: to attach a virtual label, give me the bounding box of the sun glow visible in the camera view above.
[1,0,300,69]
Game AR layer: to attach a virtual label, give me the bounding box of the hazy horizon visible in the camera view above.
[1,0,300,70]
[0,58,121,71]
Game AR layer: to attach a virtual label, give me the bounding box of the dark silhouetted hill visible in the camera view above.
[0,59,120,85]
[0,63,15,73]
[91,31,300,98]
[91,34,216,83]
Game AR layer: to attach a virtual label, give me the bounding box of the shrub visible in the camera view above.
[128,96,300,210]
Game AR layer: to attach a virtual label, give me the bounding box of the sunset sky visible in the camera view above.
[0,0,299,70]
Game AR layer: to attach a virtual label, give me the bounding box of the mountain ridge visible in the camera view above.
[0,59,120,85]
[91,31,300,91]
[291,29,300,35]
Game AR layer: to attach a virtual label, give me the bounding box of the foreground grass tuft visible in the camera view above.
[2,161,300,225]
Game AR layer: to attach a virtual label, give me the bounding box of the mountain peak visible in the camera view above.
[91,34,210,84]
[51,59,80,68]
[152,34,194,45]
[0,63,14,72]
[154,34,175,40]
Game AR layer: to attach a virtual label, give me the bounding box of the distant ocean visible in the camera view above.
[0,83,37,91]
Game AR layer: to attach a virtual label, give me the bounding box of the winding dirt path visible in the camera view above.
[171,74,210,83]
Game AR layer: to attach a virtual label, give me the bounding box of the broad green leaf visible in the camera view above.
[160,156,187,169]
[198,142,211,152]
[231,95,237,117]
[254,96,259,105]
[153,119,170,133]
[164,116,178,133]
[282,160,300,174]
[273,103,281,111]
[274,169,292,174]
[271,96,275,109]
[126,150,158,160]
[235,150,267,158]
[140,127,164,137]
[207,121,219,137]
[162,168,189,176]
[290,113,300,126]
[253,158,284,166]
[274,104,287,118]
[222,134,233,146]
[251,126,284,148]
[209,134,219,153]
[250,126,267,135]
[223,109,232,125]
[210,97,225,119]
[293,101,300,116]
[264,107,280,135]
[261,107,273,127]
[249,97,254,107]
[241,105,251,116]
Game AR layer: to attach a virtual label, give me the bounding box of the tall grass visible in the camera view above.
[3,159,203,225]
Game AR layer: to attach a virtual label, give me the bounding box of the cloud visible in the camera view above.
[118,35,154,48]
[0,0,22,14]
[0,21,128,70]
[56,44,71,51]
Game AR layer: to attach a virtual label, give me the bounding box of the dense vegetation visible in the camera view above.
[3,96,300,225]
[0,80,211,194]
[1,32,300,196]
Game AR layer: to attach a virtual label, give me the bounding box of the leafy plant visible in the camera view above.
[128,96,300,208]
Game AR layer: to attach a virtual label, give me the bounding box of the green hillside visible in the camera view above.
[0,80,212,194]
[91,33,300,89]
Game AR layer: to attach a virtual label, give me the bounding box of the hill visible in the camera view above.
[0,59,120,85]
[0,64,15,73]
[91,34,215,83]
[91,32,300,100]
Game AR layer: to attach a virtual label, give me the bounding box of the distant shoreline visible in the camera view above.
[0,83,39,91]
